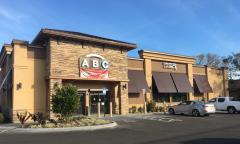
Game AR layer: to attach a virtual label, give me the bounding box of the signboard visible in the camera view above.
[163,62,177,70]
[79,54,109,79]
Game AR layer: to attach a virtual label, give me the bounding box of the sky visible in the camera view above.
[0,0,240,57]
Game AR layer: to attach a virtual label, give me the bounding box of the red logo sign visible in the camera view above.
[79,54,109,79]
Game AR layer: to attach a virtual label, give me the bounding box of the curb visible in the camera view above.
[8,122,117,133]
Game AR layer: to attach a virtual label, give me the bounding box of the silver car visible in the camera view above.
[168,101,216,117]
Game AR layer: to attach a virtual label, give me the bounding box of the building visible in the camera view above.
[0,29,229,121]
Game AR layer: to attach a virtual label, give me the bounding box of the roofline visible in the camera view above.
[139,50,195,60]
[31,28,137,50]
[128,57,144,61]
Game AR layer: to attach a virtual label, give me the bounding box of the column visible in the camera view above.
[205,66,213,100]
[113,84,120,114]
[222,67,229,96]
[187,64,194,100]
[119,81,129,115]
[144,58,152,102]
[48,78,62,119]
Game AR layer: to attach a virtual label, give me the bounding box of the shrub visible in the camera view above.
[147,100,156,112]
[129,107,132,113]
[0,113,4,123]
[31,112,48,125]
[132,106,137,113]
[17,111,32,128]
[138,107,143,113]
[52,84,80,120]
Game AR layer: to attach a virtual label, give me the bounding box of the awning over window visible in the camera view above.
[128,70,148,93]
[194,75,213,93]
[152,72,177,93]
[171,73,193,93]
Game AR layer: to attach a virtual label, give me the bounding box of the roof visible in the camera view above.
[139,50,195,60]
[31,28,137,50]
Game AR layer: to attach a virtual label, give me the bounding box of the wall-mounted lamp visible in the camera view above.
[17,82,22,90]
[122,83,127,90]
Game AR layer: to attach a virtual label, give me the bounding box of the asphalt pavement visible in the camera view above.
[0,113,240,144]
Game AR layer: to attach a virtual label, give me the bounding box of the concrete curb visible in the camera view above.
[9,122,117,133]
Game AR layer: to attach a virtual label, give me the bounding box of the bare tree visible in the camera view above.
[195,53,222,67]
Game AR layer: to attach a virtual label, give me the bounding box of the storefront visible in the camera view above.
[0,28,229,121]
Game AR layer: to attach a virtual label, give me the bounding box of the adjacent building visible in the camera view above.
[0,29,229,121]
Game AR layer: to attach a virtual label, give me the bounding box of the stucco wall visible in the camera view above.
[128,59,144,70]
[151,60,187,73]
[12,43,46,120]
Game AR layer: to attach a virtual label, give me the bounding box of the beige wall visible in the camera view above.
[193,66,206,75]
[128,59,144,70]
[207,67,229,99]
[12,43,46,121]
[151,60,187,73]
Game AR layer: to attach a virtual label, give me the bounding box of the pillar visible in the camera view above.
[48,78,62,119]
[144,58,152,102]
[113,84,120,114]
[205,66,213,100]
[222,67,229,96]
[85,90,90,116]
[187,64,194,100]
[119,81,129,115]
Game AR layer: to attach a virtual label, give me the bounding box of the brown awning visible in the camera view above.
[152,72,177,93]
[128,70,148,93]
[171,73,193,93]
[194,75,213,93]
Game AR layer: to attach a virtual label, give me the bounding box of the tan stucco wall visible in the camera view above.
[128,58,144,70]
[151,60,187,73]
[12,43,46,121]
[193,66,206,75]
[207,67,229,99]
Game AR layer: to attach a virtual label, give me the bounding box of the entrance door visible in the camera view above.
[90,91,109,114]
[76,91,86,115]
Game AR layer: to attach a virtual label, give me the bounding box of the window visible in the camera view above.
[209,98,216,103]
[218,98,225,103]
[172,93,187,102]
[153,93,170,102]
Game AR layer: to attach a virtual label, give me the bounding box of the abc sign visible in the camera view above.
[80,54,109,69]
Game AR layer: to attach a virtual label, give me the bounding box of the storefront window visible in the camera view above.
[153,93,170,102]
[172,93,187,102]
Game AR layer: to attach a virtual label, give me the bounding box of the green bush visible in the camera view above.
[147,100,156,112]
[52,84,80,120]
[132,106,137,113]
[138,107,143,113]
[0,113,4,123]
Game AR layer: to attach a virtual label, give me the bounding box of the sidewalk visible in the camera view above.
[0,123,19,133]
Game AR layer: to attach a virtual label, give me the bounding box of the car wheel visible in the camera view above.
[204,114,210,117]
[168,108,175,115]
[228,107,236,114]
[192,109,200,117]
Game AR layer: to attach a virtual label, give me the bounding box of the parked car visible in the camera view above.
[208,97,240,114]
[168,101,216,117]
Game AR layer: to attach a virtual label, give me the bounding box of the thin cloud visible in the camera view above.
[0,6,28,24]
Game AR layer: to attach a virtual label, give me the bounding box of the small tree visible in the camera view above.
[52,84,80,120]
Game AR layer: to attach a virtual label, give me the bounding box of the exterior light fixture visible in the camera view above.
[17,82,22,90]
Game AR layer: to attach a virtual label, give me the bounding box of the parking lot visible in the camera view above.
[1,113,240,144]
